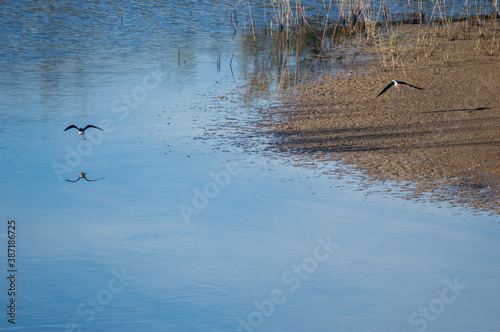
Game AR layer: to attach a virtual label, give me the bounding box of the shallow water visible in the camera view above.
[1,1,499,331]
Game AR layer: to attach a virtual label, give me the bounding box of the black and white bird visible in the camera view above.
[376,80,424,98]
[64,125,103,140]
[65,172,104,183]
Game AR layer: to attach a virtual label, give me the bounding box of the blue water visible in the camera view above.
[1,1,499,331]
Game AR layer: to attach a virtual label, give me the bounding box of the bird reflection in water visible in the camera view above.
[65,172,104,182]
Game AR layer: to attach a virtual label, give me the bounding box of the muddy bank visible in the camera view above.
[257,22,500,214]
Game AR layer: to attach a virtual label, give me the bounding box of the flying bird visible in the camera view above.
[66,172,104,183]
[376,80,423,98]
[64,125,103,140]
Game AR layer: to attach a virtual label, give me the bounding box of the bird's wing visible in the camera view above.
[83,125,104,131]
[84,177,104,182]
[64,125,79,131]
[376,82,395,98]
[65,178,81,182]
[398,81,424,90]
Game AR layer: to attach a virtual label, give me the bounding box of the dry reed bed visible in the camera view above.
[234,0,499,88]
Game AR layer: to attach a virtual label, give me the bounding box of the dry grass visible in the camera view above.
[238,0,499,70]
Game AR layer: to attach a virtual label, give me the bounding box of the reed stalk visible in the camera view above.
[238,0,498,84]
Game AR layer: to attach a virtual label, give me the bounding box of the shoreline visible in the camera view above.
[256,21,500,214]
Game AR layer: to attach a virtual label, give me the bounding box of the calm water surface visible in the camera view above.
[1,1,499,331]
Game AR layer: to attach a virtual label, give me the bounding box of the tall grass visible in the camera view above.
[235,0,498,97]
[239,0,499,51]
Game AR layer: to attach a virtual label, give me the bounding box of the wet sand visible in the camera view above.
[258,22,500,214]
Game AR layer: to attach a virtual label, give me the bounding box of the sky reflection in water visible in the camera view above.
[0,1,499,331]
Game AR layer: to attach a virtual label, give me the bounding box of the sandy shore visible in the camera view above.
[258,21,500,214]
